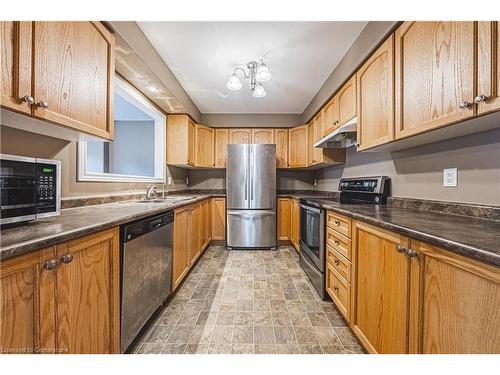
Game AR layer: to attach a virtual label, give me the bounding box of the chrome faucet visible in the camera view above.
[145,185,157,200]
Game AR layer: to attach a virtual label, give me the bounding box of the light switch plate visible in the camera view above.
[443,168,457,187]
[167,176,173,185]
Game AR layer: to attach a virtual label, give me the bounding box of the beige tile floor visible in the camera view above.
[131,245,365,354]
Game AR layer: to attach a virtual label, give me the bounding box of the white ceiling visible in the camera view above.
[138,22,367,114]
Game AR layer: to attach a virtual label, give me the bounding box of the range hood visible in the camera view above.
[314,116,357,148]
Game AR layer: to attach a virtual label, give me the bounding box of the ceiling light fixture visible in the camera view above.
[226,59,271,98]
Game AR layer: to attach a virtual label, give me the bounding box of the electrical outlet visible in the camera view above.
[186,177,189,186]
[443,168,457,187]
[167,176,173,185]
[313,179,317,186]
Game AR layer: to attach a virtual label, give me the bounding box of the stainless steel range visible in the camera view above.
[299,176,390,300]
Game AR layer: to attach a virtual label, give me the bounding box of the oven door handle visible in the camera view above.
[299,203,322,214]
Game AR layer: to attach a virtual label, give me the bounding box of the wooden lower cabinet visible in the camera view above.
[172,199,213,291]
[211,197,226,240]
[277,198,291,241]
[349,219,500,354]
[290,199,300,250]
[0,227,120,354]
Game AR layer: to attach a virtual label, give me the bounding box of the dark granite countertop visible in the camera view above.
[0,195,215,261]
[315,199,500,267]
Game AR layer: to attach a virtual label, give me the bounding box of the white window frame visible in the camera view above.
[78,75,166,183]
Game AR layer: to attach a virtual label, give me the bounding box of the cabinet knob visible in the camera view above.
[60,254,74,264]
[459,101,471,109]
[21,95,35,104]
[334,259,340,265]
[406,248,418,258]
[396,244,406,254]
[43,259,58,270]
[474,94,488,104]
[334,220,340,226]
[333,286,339,292]
[37,100,49,109]
[334,239,340,245]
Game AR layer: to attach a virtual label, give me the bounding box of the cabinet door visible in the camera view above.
[173,207,190,290]
[0,247,56,354]
[195,124,214,167]
[288,125,308,168]
[290,199,300,250]
[211,197,226,240]
[356,35,394,151]
[307,122,315,165]
[274,129,288,168]
[252,128,274,144]
[477,21,500,115]
[189,204,201,265]
[410,242,500,354]
[323,96,339,136]
[352,221,410,354]
[313,113,324,163]
[214,129,228,168]
[187,119,195,166]
[55,227,120,354]
[229,128,251,144]
[277,198,291,240]
[0,21,32,114]
[395,22,475,140]
[32,22,115,140]
[337,75,357,126]
[204,199,212,245]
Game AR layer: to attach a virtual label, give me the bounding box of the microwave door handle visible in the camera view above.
[299,203,322,214]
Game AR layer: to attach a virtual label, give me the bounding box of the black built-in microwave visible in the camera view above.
[0,154,61,225]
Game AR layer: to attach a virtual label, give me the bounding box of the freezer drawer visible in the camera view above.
[227,210,276,248]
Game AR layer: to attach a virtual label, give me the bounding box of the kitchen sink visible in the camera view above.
[122,196,196,204]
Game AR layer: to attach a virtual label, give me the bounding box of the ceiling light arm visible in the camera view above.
[232,66,249,79]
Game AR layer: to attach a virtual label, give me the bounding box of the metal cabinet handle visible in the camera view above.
[406,248,418,258]
[60,254,74,264]
[334,239,340,245]
[334,259,340,265]
[333,286,339,292]
[334,220,340,226]
[459,101,471,109]
[37,100,49,109]
[474,94,488,104]
[396,244,406,254]
[43,259,58,270]
[21,95,35,104]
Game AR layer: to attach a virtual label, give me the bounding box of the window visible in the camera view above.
[78,76,166,182]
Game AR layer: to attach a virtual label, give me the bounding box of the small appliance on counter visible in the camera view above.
[0,153,61,225]
[298,176,390,300]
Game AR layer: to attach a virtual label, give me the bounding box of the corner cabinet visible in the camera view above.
[356,35,394,150]
[0,21,115,140]
[394,21,476,140]
[275,129,289,168]
[0,227,120,354]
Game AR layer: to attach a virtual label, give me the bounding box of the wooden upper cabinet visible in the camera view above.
[323,96,339,136]
[252,128,274,144]
[214,129,228,168]
[274,128,289,168]
[477,21,500,115]
[288,125,308,168]
[195,124,214,167]
[229,128,251,144]
[395,22,476,140]
[337,75,357,126]
[410,241,500,354]
[356,35,394,151]
[32,22,115,140]
[55,228,119,354]
[307,122,314,165]
[352,221,411,354]
[0,247,56,354]
[313,113,324,163]
[0,21,32,114]
[167,115,196,167]
[187,119,196,166]
[211,197,226,240]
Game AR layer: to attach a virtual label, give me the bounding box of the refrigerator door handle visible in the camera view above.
[249,147,253,201]
[227,210,275,216]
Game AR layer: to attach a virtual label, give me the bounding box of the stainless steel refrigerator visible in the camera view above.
[226,144,276,249]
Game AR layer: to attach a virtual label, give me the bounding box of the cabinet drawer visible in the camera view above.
[326,227,351,260]
[326,211,351,238]
[326,264,350,321]
[327,244,351,283]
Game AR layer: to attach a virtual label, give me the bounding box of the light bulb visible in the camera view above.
[256,62,271,82]
[226,73,242,90]
[253,83,267,98]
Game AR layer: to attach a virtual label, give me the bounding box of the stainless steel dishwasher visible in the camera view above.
[120,210,173,353]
